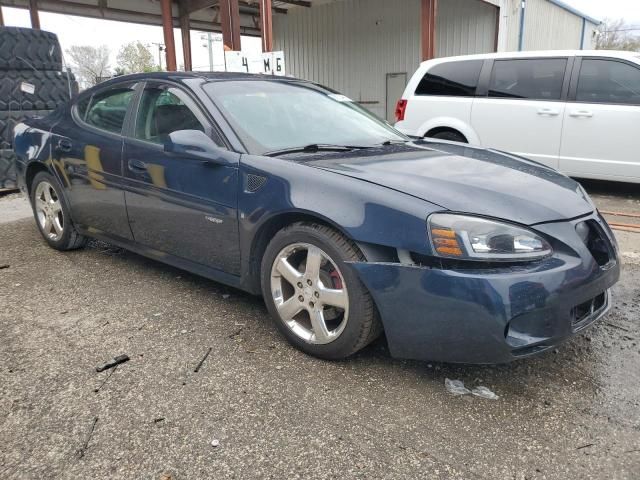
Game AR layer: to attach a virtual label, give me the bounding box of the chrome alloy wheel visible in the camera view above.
[270,242,349,344]
[34,181,64,242]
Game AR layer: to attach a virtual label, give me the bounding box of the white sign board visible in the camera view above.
[224,51,286,76]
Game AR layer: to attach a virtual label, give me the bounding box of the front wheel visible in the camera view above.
[261,223,381,360]
[30,171,86,251]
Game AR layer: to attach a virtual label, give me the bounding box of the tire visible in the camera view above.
[429,130,467,143]
[30,171,86,251]
[261,222,382,360]
[0,149,17,190]
[0,110,52,149]
[0,71,76,111]
[0,27,63,71]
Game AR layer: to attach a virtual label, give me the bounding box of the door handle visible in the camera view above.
[537,108,559,116]
[569,110,593,118]
[128,159,147,173]
[55,138,72,153]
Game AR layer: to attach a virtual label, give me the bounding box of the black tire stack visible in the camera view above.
[0,27,79,191]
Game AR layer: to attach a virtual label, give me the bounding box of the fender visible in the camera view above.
[416,116,481,145]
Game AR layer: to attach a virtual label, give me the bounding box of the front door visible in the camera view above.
[471,58,569,169]
[559,57,640,181]
[122,82,241,274]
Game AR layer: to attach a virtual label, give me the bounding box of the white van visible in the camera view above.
[395,50,640,184]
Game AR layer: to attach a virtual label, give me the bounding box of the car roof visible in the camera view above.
[419,49,640,67]
[95,71,307,89]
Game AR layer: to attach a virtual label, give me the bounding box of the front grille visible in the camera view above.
[576,220,613,267]
[571,291,608,331]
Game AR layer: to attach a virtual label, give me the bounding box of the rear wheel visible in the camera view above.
[30,171,86,251]
[429,130,467,143]
[261,223,381,360]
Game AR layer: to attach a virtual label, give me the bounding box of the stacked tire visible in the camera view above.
[0,27,78,191]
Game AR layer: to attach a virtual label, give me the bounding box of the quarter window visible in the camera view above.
[84,86,136,134]
[576,59,640,105]
[488,59,567,100]
[414,60,483,97]
[134,86,208,144]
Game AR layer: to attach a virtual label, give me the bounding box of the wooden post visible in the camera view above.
[179,0,192,71]
[29,0,41,29]
[220,0,241,51]
[259,0,273,52]
[0,6,4,27]
[160,0,177,71]
[421,0,437,61]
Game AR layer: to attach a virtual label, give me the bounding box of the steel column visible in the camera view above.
[0,6,4,26]
[220,0,241,51]
[179,0,192,70]
[421,0,437,61]
[29,0,41,29]
[160,0,177,71]
[259,0,273,52]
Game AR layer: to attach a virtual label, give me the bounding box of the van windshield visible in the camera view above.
[203,80,408,155]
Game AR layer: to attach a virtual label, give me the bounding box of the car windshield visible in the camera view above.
[203,80,408,155]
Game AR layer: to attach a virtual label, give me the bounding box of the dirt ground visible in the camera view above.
[0,180,639,480]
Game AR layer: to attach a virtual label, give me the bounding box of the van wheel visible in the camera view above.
[261,222,382,360]
[30,171,86,251]
[429,130,467,143]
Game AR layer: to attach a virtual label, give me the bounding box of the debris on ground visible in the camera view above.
[94,365,119,393]
[211,438,220,448]
[153,417,165,424]
[445,378,471,396]
[471,385,500,400]
[76,417,98,459]
[194,347,212,373]
[0,263,9,269]
[95,354,130,372]
[445,379,499,400]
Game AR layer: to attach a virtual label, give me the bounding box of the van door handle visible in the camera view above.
[537,108,559,116]
[128,159,147,172]
[569,110,593,118]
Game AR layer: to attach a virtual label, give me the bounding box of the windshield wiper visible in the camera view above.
[264,144,371,157]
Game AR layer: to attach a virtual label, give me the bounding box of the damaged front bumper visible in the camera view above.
[351,215,620,364]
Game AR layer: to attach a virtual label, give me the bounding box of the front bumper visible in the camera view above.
[351,214,620,364]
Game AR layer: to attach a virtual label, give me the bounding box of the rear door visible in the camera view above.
[122,80,241,274]
[52,82,139,240]
[559,57,640,181]
[471,57,571,169]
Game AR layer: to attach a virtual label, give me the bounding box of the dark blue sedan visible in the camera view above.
[13,72,620,364]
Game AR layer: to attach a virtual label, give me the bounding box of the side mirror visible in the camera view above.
[163,129,222,162]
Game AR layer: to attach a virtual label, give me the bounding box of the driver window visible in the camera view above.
[134,86,205,143]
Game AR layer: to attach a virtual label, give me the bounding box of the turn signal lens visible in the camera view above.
[428,213,552,262]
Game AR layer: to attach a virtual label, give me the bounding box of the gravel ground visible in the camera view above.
[0,181,639,480]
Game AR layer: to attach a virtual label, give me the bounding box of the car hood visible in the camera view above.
[300,141,593,225]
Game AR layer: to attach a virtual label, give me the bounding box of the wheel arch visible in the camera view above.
[25,162,53,196]
[417,117,480,144]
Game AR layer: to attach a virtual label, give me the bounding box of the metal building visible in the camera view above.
[273,0,600,121]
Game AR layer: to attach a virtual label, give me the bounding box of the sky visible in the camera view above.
[1,0,639,75]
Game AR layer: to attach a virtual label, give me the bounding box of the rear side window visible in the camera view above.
[84,86,136,134]
[488,59,567,100]
[576,59,640,105]
[415,60,483,97]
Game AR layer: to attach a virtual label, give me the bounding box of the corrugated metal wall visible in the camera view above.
[499,0,592,52]
[273,0,422,119]
[436,0,498,57]
[522,0,583,50]
[273,0,497,119]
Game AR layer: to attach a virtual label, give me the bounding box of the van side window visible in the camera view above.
[488,59,567,101]
[576,59,640,105]
[414,60,483,97]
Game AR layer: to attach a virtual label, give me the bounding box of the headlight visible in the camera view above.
[428,213,552,262]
